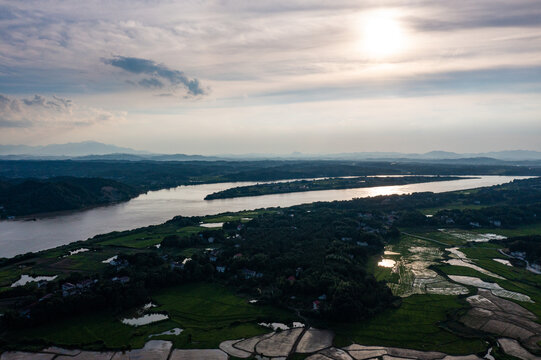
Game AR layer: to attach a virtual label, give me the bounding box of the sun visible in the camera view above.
[359,10,405,58]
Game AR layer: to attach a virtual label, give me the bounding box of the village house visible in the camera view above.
[62,283,77,297]
[77,279,97,290]
[170,261,184,270]
[241,269,263,279]
[112,276,130,284]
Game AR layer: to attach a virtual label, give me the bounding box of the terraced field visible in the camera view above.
[361,228,541,357]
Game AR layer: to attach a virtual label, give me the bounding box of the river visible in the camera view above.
[0,175,529,258]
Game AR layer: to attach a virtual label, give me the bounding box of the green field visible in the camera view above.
[5,283,294,351]
[332,294,486,355]
[360,226,541,355]
[472,223,541,237]
[359,234,486,355]
[419,203,488,215]
[199,210,272,223]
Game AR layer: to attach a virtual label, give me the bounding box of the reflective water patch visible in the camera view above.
[385,242,468,297]
[377,259,396,268]
[493,258,512,267]
[448,275,533,302]
[11,274,57,287]
[122,313,169,326]
[439,229,507,242]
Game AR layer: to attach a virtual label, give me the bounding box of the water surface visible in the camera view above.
[0,176,529,258]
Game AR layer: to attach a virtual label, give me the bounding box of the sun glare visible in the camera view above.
[359,10,405,58]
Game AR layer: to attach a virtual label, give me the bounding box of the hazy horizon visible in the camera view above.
[1,1,540,154]
[3,140,541,159]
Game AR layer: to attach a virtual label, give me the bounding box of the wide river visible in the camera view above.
[0,175,529,258]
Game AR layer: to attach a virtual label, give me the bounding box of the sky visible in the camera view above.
[0,0,540,154]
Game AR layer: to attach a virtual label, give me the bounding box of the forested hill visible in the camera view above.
[1,160,541,192]
[0,177,139,217]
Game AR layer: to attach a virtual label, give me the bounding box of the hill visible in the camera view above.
[0,177,139,217]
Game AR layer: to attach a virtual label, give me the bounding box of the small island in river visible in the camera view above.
[204,175,470,200]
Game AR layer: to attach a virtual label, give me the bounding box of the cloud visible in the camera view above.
[103,56,206,96]
[0,94,126,128]
[406,1,541,31]
[138,78,164,89]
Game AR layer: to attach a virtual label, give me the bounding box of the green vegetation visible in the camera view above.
[473,223,541,237]
[204,176,466,199]
[151,283,292,348]
[0,177,138,218]
[2,175,541,356]
[420,203,488,215]
[332,294,486,354]
[3,283,288,351]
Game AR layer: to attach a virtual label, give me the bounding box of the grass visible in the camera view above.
[437,263,541,318]
[201,210,276,224]
[331,294,486,355]
[472,223,541,237]
[459,247,541,288]
[358,226,541,355]
[360,234,486,356]
[98,231,163,249]
[11,311,147,350]
[419,203,487,215]
[4,282,293,351]
[439,243,541,318]
[151,283,293,348]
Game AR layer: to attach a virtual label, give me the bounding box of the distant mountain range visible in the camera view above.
[0,141,147,157]
[1,141,541,163]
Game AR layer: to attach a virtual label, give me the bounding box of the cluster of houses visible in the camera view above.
[61,279,98,297]
[437,214,503,228]
[357,212,397,235]
[284,268,327,311]
[241,268,263,279]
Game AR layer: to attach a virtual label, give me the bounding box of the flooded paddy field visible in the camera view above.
[2,207,541,359]
[364,227,541,356]
[372,235,468,297]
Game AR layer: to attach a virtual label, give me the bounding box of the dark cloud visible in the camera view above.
[0,5,17,20]
[138,77,164,89]
[0,94,123,128]
[103,56,206,96]
[253,66,541,105]
[0,117,30,128]
[407,2,541,31]
[409,14,541,32]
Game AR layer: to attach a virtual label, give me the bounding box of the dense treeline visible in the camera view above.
[1,159,539,216]
[1,160,540,192]
[0,177,138,217]
[3,176,541,332]
[0,252,216,329]
[204,175,465,199]
[212,208,399,321]
[300,177,541,217]
[493,235,541,265]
